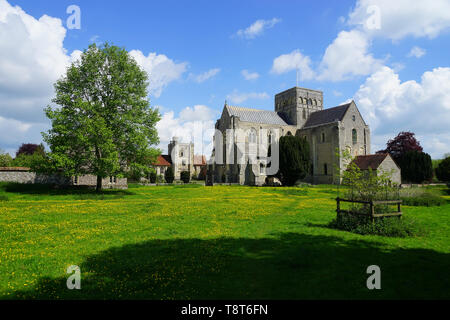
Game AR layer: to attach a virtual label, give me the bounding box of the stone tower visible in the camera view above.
[274,87,324,127]
[168,137,194,179]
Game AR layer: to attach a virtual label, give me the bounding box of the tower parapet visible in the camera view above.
[275,87,323,127]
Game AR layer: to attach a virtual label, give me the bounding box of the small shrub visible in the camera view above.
[156,175,164,183]
[329,214,423,237]
[164,167,174,184]
[180,171,190,184]
[149,171,157,183]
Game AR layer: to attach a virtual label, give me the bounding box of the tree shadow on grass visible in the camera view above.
[0,183,135,199]
[4,233,449,300]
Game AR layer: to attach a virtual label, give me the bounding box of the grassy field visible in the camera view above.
[0,182,449,299]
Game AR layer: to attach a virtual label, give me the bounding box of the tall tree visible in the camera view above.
[277,135,310,186]
[43,43,161,191]
[16,143,45,157]
[0,149,13,167]
[435,156,450,182]
[377,131,423,160]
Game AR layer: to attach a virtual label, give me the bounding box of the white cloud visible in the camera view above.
[347,0,450,40]
[189,68,220,83]
[89,35,100,43]
[317,30,383,81]
[179,105,214,122]
[156,105,218,158]
[0,0,189,154]
[407,46,426,58]
[270,49,315,80]
[354,66,450,158]
[241,69,260,80]
[226,91,269,105]
[235,18,281,39]
[129,50,187,98]
[0,0,73,123]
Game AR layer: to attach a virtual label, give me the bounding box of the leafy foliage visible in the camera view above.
[12,152,47,169]
[338,148,399,203]
[377,131,423,160]
[435,156,450,182]
[278,135,310,186]
[149,171,157,183]
[0,150,12,167]
[164,166,174,183]
[16,143,45,157]
[180,171,190,184]
[398,151,433,183]
[42,43,161,191]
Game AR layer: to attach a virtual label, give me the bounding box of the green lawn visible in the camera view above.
[0,182,449,299]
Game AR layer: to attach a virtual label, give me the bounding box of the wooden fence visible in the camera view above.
[336,197,402,222]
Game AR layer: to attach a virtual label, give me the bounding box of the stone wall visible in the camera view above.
[379,156,402,185]
[0,169,128,189]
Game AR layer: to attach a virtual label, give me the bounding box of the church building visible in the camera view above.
[210,86,371,185]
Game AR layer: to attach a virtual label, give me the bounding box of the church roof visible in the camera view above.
[153,155,172,166]
[352,154,388,170]
[303,102,352,128]
[226,105,288,126]
[194,155,206,166]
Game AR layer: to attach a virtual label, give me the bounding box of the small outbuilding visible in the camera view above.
[352,153,401,185]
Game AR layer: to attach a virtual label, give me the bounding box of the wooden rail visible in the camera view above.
[336,197,402,222]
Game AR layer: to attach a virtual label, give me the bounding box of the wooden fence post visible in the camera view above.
[370,201,375,223]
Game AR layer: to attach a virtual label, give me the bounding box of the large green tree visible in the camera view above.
[43,43,161,191]
[277,135,310,186]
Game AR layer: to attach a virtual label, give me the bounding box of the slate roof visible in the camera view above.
[153,155,172,166]
[226,105,288,126]
[303,103,352,128]
[352,154,388,170]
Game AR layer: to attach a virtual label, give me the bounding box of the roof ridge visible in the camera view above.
[227,105,272,112]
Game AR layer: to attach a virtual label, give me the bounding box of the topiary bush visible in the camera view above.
[180,171,190,184]
[278,135,310,186]
[164,167,174,184]
[435,156,450,182]
[398,150,433,183]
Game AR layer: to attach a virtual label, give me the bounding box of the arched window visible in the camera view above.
[321,132,325,143]
[302,109,306,119]
[324,163,328,176]
[352,129,357,144]
[287,131,292,136]
[268,131,274,144]
[249,128,257,144]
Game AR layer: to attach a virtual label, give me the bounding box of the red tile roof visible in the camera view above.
[352,154,388,170]
[153,155,172,166]
[194,155,206,166]
[0,167,31,171]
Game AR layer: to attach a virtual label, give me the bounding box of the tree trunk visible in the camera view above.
[96,175,102,193]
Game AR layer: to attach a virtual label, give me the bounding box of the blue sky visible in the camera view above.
[1,0,449,158]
